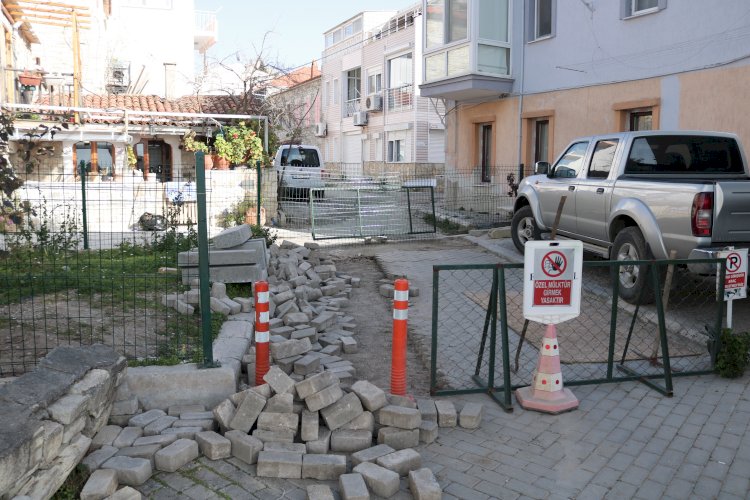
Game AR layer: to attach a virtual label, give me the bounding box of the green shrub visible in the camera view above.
[715,328,750,378]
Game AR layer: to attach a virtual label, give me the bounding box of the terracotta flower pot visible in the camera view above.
[18,74,42,87]
[203,154,213,170]
[212,154,230,170]
[244,207,266,226]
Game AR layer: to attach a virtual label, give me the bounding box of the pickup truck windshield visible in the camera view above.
[625,135,744,175]
[280,147,321,167]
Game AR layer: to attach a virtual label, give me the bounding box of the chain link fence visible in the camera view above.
[430,259,726,408]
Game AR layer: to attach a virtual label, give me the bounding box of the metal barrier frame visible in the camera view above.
[430,258,726,411]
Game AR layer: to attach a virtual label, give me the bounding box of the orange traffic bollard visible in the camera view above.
[391,279,409,396]
[254,281,270,385]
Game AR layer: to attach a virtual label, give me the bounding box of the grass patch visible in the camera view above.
[423,214,471,235]
[52,465,89,500]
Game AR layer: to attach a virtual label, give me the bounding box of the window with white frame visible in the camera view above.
[333,78,340,105]
[367,70,382,95]
[426,0,468,49]
[527,0,555,41]
[388,53,412,88]
[375,137,383,161]
[621,0,665,18]
[387,131,409,163]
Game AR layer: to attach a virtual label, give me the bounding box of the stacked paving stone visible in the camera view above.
[378,278,420,299]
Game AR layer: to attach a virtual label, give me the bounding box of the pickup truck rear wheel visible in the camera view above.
[612,227,655,304]
[511,205,541,253]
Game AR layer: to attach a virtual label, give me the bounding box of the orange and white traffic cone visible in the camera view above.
[391,279,409,396]
[515,324,578,414]
[254,281,270,385]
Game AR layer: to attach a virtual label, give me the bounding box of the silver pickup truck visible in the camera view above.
[511,131,750,303]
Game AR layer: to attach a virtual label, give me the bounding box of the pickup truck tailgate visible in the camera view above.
[713,181,750,243]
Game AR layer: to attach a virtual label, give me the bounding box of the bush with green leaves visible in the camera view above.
[715,328,750,378]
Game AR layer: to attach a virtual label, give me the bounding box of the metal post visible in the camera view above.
[497,266,513,411]
[518,163,525,181]
[430,186,436,233]
[195,152,217,368]
[714,261,727,365]
[607,261,620,380]
[356,188,363,238]
[406,187,413,234]
[80,167,89,250]
[651,262,673,395]
[256,160,262,226]
[430,267,439,395]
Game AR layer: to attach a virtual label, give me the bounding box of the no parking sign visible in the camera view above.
[718,248,747,301]
[523,240,583,324]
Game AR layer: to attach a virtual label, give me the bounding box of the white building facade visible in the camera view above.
[320,5,445,178]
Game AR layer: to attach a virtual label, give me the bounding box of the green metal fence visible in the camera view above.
[430,258,727,411]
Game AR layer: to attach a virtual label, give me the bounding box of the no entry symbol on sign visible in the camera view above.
[542,251,567,277]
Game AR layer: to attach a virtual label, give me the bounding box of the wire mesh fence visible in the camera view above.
[0,162,267,376]
[430,259,726,407]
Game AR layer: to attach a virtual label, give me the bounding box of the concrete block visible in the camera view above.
[211,282,227,299]
[160,427,202,439]
[305,383,344,413]
[275,355,300,374]
[172,419,214,431]
[225,430,263,464]
[229,390,266,432]
[388,394,417,409]
[379,283,394,297]
[339,473,369,500]
[219,297,242,315]
[48,394,89,425]
[185,289,201,305]
[212,400,235,435]
[416,399,437,422]
[419,421,438,444]
[235,296,254,312]
[132,434,177,448]
[80,469,118,500]
[143,416,178,436]
[351,444,396,467]
[378,405,421,430]
[306,427,331,454]
[251,384,272,398]
[265,393,293,413]
[340,336,358,353]
[210,297,232,315]
[311,311,337,332]
[341,412,374,433]
[330,429,373,453]
[128,409,166,429]
[320,392,364,430]
[284,312,310,327]
[196,431,231,460]
[319,344,341,356]
[101,456,152,486]
[40,420,64,465]
[353,461,400,498]
[276,299,300,318]
[270,338,312,361]
[306,484,335,500]
[351,381,387,412]
[263,442,307,453]
[295,371,338,400]
[115,444,162,464]
[167,404,205,417]
[271,325,296,338]
[62,415,86,444]
[409,468,442,500]
[104,486,142,500]
[81,446,118,474]
[257,412,299,433]
[293,354,320,376]
[213,224,251,249]
[459,402,483,429]
[301,410,320,442]
[113,427,144,448]
[251,429,296,443]
[302,454,347,480]
[263,366,296,395]
[376,448,421,476]
[91,425,122,451]
[434,400,457,427]
[111,397,139,416]
[291,327,317,341]
[154,438,199,472]
[256,451,303,478]
[377,427,420,450]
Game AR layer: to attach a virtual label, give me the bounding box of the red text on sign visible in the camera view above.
[533,280,572,305]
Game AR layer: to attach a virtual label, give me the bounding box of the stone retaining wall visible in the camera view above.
[0,345,126,499]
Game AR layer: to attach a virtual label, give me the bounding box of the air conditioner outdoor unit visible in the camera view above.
[365,94,382,111]
[314,122,327,137]
[353,111,368,126]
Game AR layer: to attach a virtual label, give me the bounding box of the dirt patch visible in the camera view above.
[333,255,432,398]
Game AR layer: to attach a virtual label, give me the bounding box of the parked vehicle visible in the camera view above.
[273,144,325,200]
[511,131,750,303]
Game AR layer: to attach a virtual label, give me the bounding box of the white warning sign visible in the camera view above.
[718,248,748,301]
[524,240,583,324]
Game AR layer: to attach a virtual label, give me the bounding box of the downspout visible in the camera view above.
[516,8,526,173]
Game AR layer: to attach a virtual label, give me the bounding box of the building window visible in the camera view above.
[629,110,653,131]
[367,71,382,95]
[375,137,383,161]
[534,120,549,164]
[478,124,492,182]
[333,78,339,105]
[345,68,361,117]
[527,0,556,41]
[621,0,665,18]
[388,53,412,88]
[388,140,404,162]
[426,0,468,48]
[74,141,115,177]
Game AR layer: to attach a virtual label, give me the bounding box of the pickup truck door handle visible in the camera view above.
[596,188,605,194]
[568,186,575,191]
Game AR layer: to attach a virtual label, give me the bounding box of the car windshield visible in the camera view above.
[625,135,745,175]
[280,147,320,167]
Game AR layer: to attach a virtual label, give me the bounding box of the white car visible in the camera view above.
[273,144,325,199]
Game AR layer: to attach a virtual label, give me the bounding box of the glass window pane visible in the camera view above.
[478,45,509,74]
[554,142,589,178]
[426,53,446,81]
[426,0,445,48]
[535,120,549,163]
[75,142,91,172]
[537,0,552,38]
[97,142,114,172]
[447,45,470,77]
[388,53,412,88]
[479,0,508,42]
[634,0,658,12]
[588,139,619,178]
[448,0,468,43]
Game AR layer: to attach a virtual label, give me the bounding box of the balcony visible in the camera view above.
[344,98,361,118]
[386,85,413,112]
[194,11,218,53]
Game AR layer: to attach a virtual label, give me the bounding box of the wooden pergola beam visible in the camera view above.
[7,5,90,18]
[16,19,90,29]
[15,0,89,11]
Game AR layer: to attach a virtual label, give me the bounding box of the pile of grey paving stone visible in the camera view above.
[78,239,484,499]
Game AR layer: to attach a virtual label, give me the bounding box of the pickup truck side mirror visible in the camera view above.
[534,161,550,176]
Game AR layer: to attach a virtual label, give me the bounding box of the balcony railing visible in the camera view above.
[386,84,413,112]
[344,97,361,117]
[194,11,217,52]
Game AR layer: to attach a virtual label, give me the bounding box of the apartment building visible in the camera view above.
[319,4,445,178]
[420,0,750,176]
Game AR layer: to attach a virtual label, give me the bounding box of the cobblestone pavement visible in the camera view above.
[136,235,750,499]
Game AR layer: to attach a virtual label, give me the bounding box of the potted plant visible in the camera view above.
[18,71,42,87]
[181,130,213,170]
[213,121,263,168]
[217,197,266,228]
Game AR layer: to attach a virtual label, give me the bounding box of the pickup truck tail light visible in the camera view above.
[691,192,713,237]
